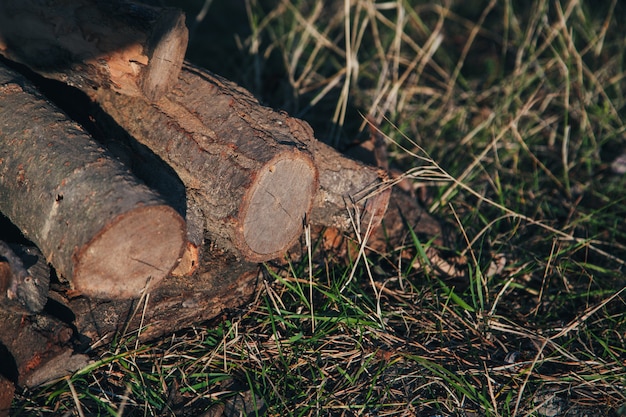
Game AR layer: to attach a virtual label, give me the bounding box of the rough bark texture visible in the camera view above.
[0,63,186,299]
[0,0,188,102]
[293,120,392,232]
[0,240,259,396]
[65,249,260,344]
[0,243,90,401]
[95,64,319,262]
[92,65,390,256]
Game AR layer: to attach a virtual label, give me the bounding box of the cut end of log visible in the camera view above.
[73,205,186,299]
[140,9,189,102]
[239,153,318,261]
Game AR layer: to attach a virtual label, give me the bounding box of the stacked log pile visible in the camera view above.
[0,0,443,412]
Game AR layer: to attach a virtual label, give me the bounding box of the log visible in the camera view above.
[0,0,188,102]
[17,65,391,264]
[0,0,388,262]
[289,118,392,232]
[65,249,260,344]
[0,306,90,388]
[0,237,258,401]
[94,64,319,262]
[0,243,90,401]
[92,65,391,253]
[0,63,186,299]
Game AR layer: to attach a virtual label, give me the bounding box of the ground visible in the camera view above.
[10,0,626,416]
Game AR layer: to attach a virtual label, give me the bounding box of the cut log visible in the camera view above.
[0,306,90,389]
[92,65,390,240]
[287,117,392,232]
[91,66,390,257]
[0,0,388,262]
[0,63,186,299]
[0,237,258,396]
[65,249,260,344]
[0,0,188,102]
[93,64,319,262]
[0,243,89,399]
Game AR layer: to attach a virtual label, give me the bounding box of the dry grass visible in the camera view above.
[12,0,626,416]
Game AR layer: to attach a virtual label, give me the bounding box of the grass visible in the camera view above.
[10,0,626,415]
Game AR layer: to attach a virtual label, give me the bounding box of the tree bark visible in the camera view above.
[0,243,90,400]
[94,64,319,262]
[291,119,392,232]
[0,241,259,400]
[0,0,188,102]
[65,249,260,344]
[92,65,392,257]
[0,63,186,299]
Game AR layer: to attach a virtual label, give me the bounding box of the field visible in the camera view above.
[12,0,626,415]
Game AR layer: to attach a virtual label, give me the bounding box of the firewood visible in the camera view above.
[0,306,90,389]
[0,62,186,299]
[0,0,390,264]
[290,118,392,232]
[92,64,391,257]
[0,0,188,102]
[65,249,261,344]
[93,64,319,263]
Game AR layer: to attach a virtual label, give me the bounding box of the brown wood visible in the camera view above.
[0,63,186,299]
[0,307,90,389]
[65,249,260,344]
[0,241,258,397]
[0,0,188,102]
[94,64,319,263]
[289,117,392,233]
[91,65,391,260]
[0,243,89,398]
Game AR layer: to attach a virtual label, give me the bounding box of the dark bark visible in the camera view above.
[0,243,89,399]
[65,249,260,344]
[0,0,188,102]
[0,63,186,299]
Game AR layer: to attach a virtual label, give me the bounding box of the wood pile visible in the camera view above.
[0,1,443,412]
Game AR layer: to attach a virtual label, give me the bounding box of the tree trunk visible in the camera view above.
[0,0,188,102]
[0,63,186,299]
[0,0,389,263]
